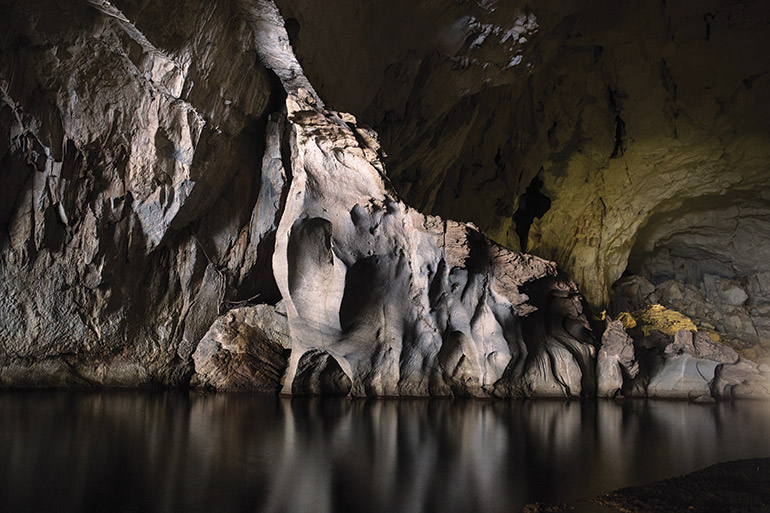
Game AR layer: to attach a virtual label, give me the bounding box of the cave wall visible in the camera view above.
[1,0,768,394]
[0,0,279,386]
[0,0,598,396]
[277,0,770,310]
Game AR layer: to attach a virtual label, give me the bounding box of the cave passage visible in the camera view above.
[513,175,551,251]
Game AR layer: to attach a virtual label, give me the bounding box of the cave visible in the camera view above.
[2,0,770,511]
[513,175,551,251]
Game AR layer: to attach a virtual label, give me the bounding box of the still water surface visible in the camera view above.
[2,391,769,513]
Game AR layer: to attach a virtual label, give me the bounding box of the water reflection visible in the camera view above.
[1,392,769,513]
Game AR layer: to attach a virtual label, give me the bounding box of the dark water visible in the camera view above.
[2,392,770,513]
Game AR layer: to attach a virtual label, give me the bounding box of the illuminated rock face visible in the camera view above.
[277,0,770,335]
[269,96,595,398]
[0,0,596,397]
[1,0,768,397]
[0,0,278,386]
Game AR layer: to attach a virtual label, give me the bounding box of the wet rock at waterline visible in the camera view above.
[596,320,770,401]
[597,320,638,398]
[191,303,290,392]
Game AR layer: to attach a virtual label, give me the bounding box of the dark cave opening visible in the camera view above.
[513,175,551,252]
[284,17,300,48]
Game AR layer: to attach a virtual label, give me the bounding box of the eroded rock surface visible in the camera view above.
[191,303,289,392]
[598,319,770,401]
[613,274,770,363]
[269,94,596,398]
[0,0,599,397]
[597,320,638,398]
[0,0,282,387]
[277,0,770,315]
[1,0,767,400]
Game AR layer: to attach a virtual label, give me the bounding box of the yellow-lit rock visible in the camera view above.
[633,304,698,337]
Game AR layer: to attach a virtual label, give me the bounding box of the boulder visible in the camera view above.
[646,353,719,401]
[597,320,639,398]
[641,329,770,400]
[664,329,739,364]
[703,274,748,307]
[191,304,290,392]
[711,359,770,400]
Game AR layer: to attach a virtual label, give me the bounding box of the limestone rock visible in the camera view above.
[641,329,736,400]
[597,320,638,398]
[611,275,655,313]
[665,330,739,365]
[703,275,748,307]
[2,0,767,401]
[645,353,719,401]
[191,304,290,392]
[0,0,278,386]
[612,274,769,362]
[272,96,596,398]
[277,0,770,312]
[0,0,597,398]
[711,359,770,400]
[632,329,770,401]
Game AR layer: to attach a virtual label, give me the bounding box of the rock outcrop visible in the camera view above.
[596,319,770,401]
[0,0,599,398]
[1,0,767,400]
[597,319,638,398]
[272,93,595,398]
[1,0,279,387]
[613,274,770,363]
[277,0,770,316]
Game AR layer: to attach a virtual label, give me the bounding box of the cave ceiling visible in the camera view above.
[276,0,770,306]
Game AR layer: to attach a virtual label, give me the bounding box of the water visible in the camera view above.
[1,392,769,513]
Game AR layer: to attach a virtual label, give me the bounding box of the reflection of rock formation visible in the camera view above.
[4,392,770,512]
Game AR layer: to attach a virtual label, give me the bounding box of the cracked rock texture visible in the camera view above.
[0,0,597,397]
[0,0,280,387]
[191,303,289,392]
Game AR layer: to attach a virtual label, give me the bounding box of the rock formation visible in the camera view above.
[191,303,290,392]
[272,94,596,398]
[277,0,770,332]
[0,0,598,398]
[596,318,770,401]
[1,0,768,400]
[596,319,638,398]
